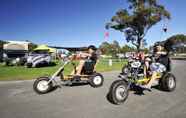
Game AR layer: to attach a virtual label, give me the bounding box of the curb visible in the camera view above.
[0,79,33,85]
[0,71,120,84]
[171,58,186,60]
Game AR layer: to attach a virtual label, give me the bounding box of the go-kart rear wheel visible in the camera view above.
[108,80,129,105]
[33,77,53,94]
[89,73,104,88]
[160,73,176,92]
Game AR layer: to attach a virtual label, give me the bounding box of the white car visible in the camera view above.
[26,51,52,68]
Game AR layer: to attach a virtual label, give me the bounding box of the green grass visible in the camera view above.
[96,59,126,72]
[0,59,126,81]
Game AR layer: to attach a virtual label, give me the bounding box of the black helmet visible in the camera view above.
[88,45,97,51]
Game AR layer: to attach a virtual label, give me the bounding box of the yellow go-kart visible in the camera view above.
[107,57,176,105]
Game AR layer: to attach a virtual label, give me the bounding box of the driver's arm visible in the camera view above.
[79,52,91,58]
[156,51,167,55]
[69,52,91,60]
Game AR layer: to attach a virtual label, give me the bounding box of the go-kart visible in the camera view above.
[33,54,104,94]
[107,56,176,105]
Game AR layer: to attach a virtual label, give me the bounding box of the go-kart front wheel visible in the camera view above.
[160,73,176,92]
[89,73,104,88]
[108,80,129,105]
[33,77,53,94]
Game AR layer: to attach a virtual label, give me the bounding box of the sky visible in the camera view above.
[0,0,186,47]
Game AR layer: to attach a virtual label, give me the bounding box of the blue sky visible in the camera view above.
[0,0,185,47]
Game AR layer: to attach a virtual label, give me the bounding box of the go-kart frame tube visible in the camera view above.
[47,60,70,85]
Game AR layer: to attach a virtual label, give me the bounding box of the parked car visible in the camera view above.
[3,50,27,66]
[26,50,52,68]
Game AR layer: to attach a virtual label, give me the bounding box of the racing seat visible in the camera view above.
[81,59,97,75]
[158,54,171,72]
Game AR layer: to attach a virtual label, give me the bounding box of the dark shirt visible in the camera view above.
[155,53,171,71]
[89,52,97,62]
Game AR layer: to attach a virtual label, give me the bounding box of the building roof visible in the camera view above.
[3,41,31,50]
[7,40,31,44]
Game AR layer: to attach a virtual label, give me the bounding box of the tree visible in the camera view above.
[120,45,135,53]
[28,43,37,51]
[153,34,186,53]
[99,41,111,55]
[0,40,5,45]
[0,40,6,62]
[0,40,6,49]
[99,40,120,57]
[166,34,186,44]
[164,34,186,53]
[106,0,170,50]
[112,40,120,54]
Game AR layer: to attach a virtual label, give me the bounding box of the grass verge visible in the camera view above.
[0,59,126,81]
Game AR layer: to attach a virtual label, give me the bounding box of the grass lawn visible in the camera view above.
[0,59,126,81]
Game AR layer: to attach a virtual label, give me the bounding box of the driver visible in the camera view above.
[143,44,168,89]
[70,45,97,75]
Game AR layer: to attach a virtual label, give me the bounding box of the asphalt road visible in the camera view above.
[0,60,186,118]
